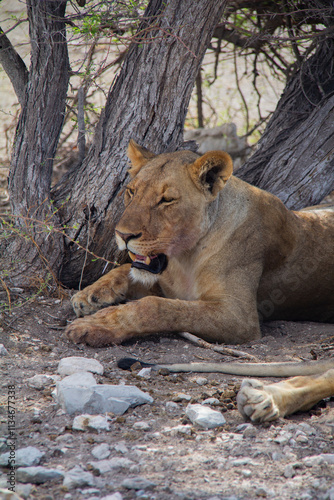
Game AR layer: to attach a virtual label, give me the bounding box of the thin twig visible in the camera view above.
[179,331,259,361]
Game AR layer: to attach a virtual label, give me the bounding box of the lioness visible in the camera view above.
[66,140,334,422]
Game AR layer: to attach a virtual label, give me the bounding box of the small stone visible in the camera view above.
[325,487,334,500]
[271,451,284,461]
[297,423,316,435]
[27,374,56,390]
[185,403,226,429]
[55,433,73,443]
[72,414,111,431]
[0,489,22,500]
[16,466,64,484]
[0,446,44,467]
[320,453,334,464]
[16,483,33,499]
[133,421,151,431]
[242,424,257,438]
[114,443,129,454]
[57,356,104,376]
[137,368,152,378]
[295,434,309,444]
[172,393,192,402]
[91,443,111,460]
[101,494,123,500]
[231,457,254,467]
[256,487,269,497]
[303,455,325,467]
[241,469,252,478]
[63,465,95,489]
[81,488,101,497]
[89,457,134,474]
[166,401,179,411]
[0,344,8,356]
[195,377,208,386]
[122,477,156,491]
[274,431,292,445]
[163,424,192,436]
[201,398,220,406]
[284,464,295,479]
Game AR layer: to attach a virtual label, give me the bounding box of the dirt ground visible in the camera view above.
[0,292,334,500]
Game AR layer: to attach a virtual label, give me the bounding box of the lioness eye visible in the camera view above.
[159,196,175,205]
[127,188,134,198]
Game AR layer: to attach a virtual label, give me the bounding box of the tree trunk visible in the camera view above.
[52,0,227,288]
[0,28,29,106]
[237,37,334,209]
[2,0,69,286]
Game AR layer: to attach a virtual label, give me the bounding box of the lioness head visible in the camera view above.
[115,140,233,284]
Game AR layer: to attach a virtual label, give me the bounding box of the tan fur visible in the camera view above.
[236,369,334,423]
[66,141,334,421]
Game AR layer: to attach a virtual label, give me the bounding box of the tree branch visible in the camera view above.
[0,27,29,105]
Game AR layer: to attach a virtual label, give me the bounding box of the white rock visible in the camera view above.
[242,424,257,439]
[114,443,129,454]
[284,464,295,478]
[16,483,33,499]
[202,398,220,406]
[91,443,111,460]
[186,404,226,429]
[230,457,255,467]
[320,453,334,464]
[137,367,152,378]
[195,377,208,386]
[303,455,325,467]
[63,465,95,489]
[133,421,151,431]
[56,373,152,415]
[101,494,123,500]
[16,466,64,484]
[0,446,44,467]
[27,374,56,390]
[122,476,156,490]
[57,356,104,376]
[0,344,8,356]
[72,414,111,431]
[163,424,192,436]
[295,434,309,444]
[173,393,192,402]
[297,423,316,435]
[89,457,134,474]
[274,431,292,445]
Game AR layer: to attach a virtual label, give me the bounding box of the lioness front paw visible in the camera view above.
[65,318,119,347]
[237,379,280,423]
[71,270,129,317]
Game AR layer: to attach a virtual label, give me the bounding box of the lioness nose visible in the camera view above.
[115,230,142,244]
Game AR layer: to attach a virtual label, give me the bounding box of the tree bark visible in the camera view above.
[52,0,227,287]
[0,27,29,106]
[237,36,334,208]
[3,0,69,286]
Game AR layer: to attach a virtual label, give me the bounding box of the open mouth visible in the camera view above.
[128,251,167,274]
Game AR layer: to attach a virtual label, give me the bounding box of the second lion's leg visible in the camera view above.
[237,369,334,423]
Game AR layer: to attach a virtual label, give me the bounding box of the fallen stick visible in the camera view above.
[178,331,259,362]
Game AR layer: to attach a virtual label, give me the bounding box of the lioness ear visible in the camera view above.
[189,151,233,198]
[127,139,156,177]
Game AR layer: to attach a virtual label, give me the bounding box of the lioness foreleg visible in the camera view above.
[237,369,334,423]
[71,264,156,317]
[66,295,260,346]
